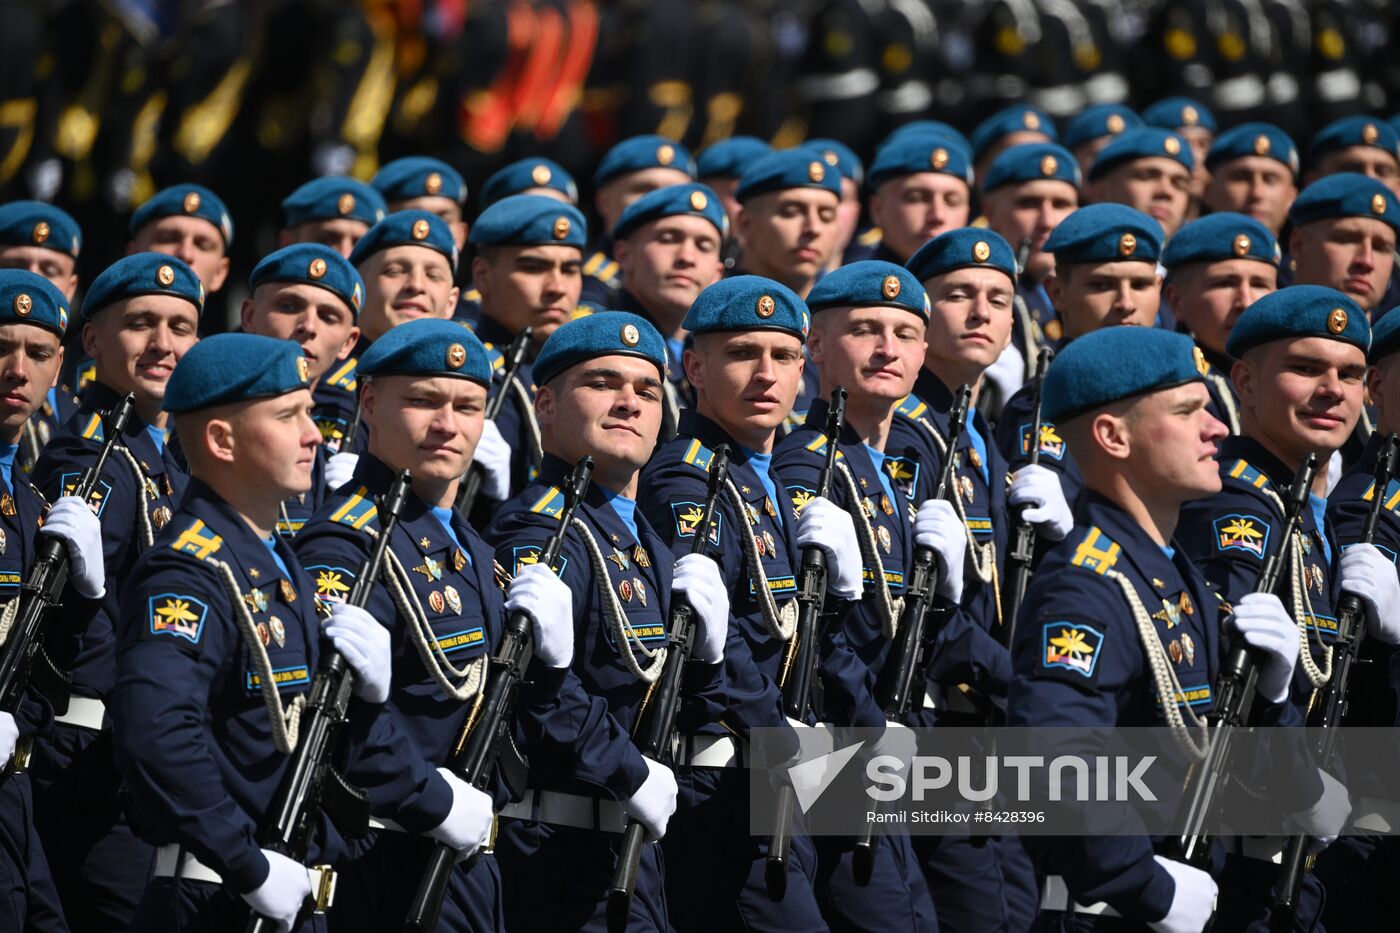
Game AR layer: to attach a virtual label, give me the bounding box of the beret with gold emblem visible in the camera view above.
[164,333,311,414]
[358,318,491,387]
[906,227,1017,288]
[1063,104,1143,151]
[611,183,728,241]
[696,137,774,181]
[1309,115,1400,167]
[983,142,1082,193]
[350,210,459,270]
[885,120,972,154]
[969,104,1057,162]
[1043,203,1163,266]
[807,260,927,323]
[1289,172,1400,235]
[281,176,387,229]
[249,244,365,318]
[468,195,587,250]
[480,158,579,207]
[1142,97,1218,134]
[1044,328,1204,423]
[531,310,666,387]
[1226,285,1370,359]
[867,132,973,190]
[1368,305,1400,363]
[0,201,81,258]
[1205,122,1298,177]
[594,135,695,188]
[82,252,204,321]
[1161,213,1280,271]
[372,156,467,206]
[805,138,865,186]
[0,269,71,336]
[130,183,233,247]
[684,275,811,340]
[1088,128,1194,181]
[736,148,843,202]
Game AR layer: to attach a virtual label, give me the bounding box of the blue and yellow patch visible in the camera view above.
[79,412,104,443]
[1225,459,1272,491]
[330,488,378,530]
[604,621,666,651]
[1070,527,1120,574]
[802,435,846,461]
[966,516,994,538]
[750,575,797,597]
[149,593,210,643]
[1042,621,1103,678]
[894,395,928,421]
[527,486,566,520]
[246,665,311,692]
[482,342,506,373]
[77,359,96,391]
[1019,422,1064,461]
[512,545,567,578]
[170,520,224,561]
[670,501,722,545]
[434,625,485,655]
[0,570,21,592]
[1157,683,1212,709]
[59,472,111,518]
[1363,477,1400,515]
[884,456,920,500]
[325,358,358,391]
[681,438,717,472]
[583,251,619,283]
[1305,612,1339,640]
[1213,512,1269,557]
[275,516,306,538]
[786,484,818,516]
[306,564,356,604]
[314,414,349,447]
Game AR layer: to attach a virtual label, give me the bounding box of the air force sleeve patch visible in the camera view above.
[1021,422,1065,461]
[671,501,723,545]
[306,564,356,604]
[1213,512,1269,558]
[149,593,210,644]
[1042,620,1104,679]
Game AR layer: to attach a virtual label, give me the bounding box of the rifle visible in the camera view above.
[403,455,593,932]
[246,470,413,933]
[1270,436,1399,931]
[605,445,731,933]
[0,393,134,756]
[852,384,972,884]
[765,388,846,900]
[456,326,532,514]
[1002,347,1054,641]
[1173,454,1317,874]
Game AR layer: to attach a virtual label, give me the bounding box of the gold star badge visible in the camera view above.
[411,219,430,240]
[31,222,49,244]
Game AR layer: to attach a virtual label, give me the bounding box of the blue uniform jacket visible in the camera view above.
[994,342,1083,509]
[1196,344,1242,436]
[311,342,365,455]
[474,314,542,502]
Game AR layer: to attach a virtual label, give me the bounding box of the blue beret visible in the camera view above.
[886,121,972,154]
[611,184,728,242]
[806,261,927,322]
[1088,128,1194,181]
[249,244,365,318]
[685,276,809,339]
[905,228,1017,287]
[1161,213,1280,271]
[1226,285,1370,358]
[1043,328,1202,423]
[1289,172,1400,235]
[480,158,578,207]
[82,253,204,320]
[349,210,459,270]
[1141,97,1217,134]
[1390,114,1400,139]
[736,149,843,202]
[805,139,864,186]
[868,134,973,190]
[1309,115,1400,166]
[983,143,1082,192]
[696,137,773,179]
[1063,104,1143,150]
[969,105,1057,161]
[594,136,695,187]
[0,201,81,257]
[468,195,587,249]
[1369,307,1400,363]
[371,156,467,205]
[1043,204,1163,266]
[358,318,491,386]
[1205,123,1298,176]
[164,334,311,414]
[532,311,667,387]
[130,184,233,247]
[281,177,386,228]
[0,270,71,336]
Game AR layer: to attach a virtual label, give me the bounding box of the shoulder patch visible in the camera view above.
[1070,527,1120,574]
[326,358,358,391]
[512,545,567,578]
[528,486,565,520]
[80,413,104,442]
[1020,422,1064,461]
[169,520,224,561]
[329,487,378,530]
[1225,459,1272,491]
[671,501,723,544]
[681,438,716,471]
[59,472,111,518]
[1213,512,1270,558]
[858,227,882,247]
[884,456,920,500]
[802,435,846,461]
[482,342,506,372]
[77,359,96,390]
[464,287,481,303]
[894,395,928,421]
[1042,620,1104,679]
[1363,477,1400,514]
[786,484,817,517]
[149,593,210,643]
[306,564,356,604]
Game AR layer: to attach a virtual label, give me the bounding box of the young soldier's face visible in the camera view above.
[129,217,229,293]
[228,389,321,498]
[472,245,581,345]
[1202,158,1296,234]
[1164,259,1277,358]
[1047,262,1161,339]
[615,216,724,322]
[1116,382,1227,500]
[737,189,840,288]
[808,305,926,404]
[83,295,200,406]
[923,267,1015,373]
[1179,127,1215,200]
[363,375,487,489]
[596,168,693,232]
[869,174,971,262]
[1368,355,1400,436]
[359,246,459,342]
[0,247,77,300]
[1094,157,1192,236]
[1234,336,1366,464]
[982,180,1079,282]
[1315,147,1400,197]
[0,323,63,438]
[282,219,371,259]
[1289,217,1396,312]
[241,283,360,384]
[686,330,804,443]
[537,355,663,483]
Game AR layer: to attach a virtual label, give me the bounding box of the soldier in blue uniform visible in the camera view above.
[863,133,973,267]
[695,136,773,242]
[29,252,204,931]
[967,104,1057,186]
[128,183,234,296]
[371,156,470,251]
[296,319,571,932]
[995,204,1166,510]
[1142,98,1217,223]
[112,334,393,933]
[1287,173,1399,318]
[773,263,941,932]
[0,270,106,933]
[483,311,730,931]
[1176,287,1373,928]
[806,139,864,274]
[479,158,578,208]
[1062,104,1142,180]
[733,149,843,302]
[1308,115,1400,195]
[1161,213,1281,436]
[1202,124,1299,237]
[238,244,365,536]
[637,275,864,930]
[1086,128,1195,240]
[279,177,388,260]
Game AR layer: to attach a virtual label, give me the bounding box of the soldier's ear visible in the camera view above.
[210,255,230,293]
[238,298,256,332]
[612,238,631,267]
[535,384,554,427]
[1231,358,1254,408]
[205,417,237,464]
[682,345,703,392]
[1367,365,1385,421]
[1089,411,1131,461]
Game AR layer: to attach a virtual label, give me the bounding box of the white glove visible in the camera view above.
[1148,856,1217,933]
[1228,593,1301,705]
[39,496,105,598]
[870,720,917,780]
[795,496,863,600]
[1289,769,1352,852]
[324,603,392,704]
[240,849,311,933]
[623,757,678,841]
[473,420,513,501]
[324,452,359,491]
[1009,464,1074,542]
[428,768,495,861]
[914,499,965,603]
[505,563,574,668]
[671,553,728,664]
[0,712,17,768]
[1339,544,1400,644]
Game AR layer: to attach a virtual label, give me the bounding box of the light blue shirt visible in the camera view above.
[430,505,471,565]
[965,419,990,485]
[146,424,166,454]
[1308,494,1332,565]
[742,447,784,529]
[0,442,16,493]
[262,537,291,580]
[603,489,640,539]
[864,444,900,512]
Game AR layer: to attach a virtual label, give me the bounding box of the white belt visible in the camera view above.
[153,845,337,909]
[1039,875,1121,916]
[498,789,628,833]
[54,696,105,731]
[1224,836,1286,864]
[672,734,745,768]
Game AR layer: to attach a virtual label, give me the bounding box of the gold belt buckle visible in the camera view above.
[311,865,337,912]
[12,736,31,772]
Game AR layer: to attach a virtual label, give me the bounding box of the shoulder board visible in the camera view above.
[326,358,358,391]
[894,394,928,421]
[597,260,619,283]
[582,251,609,277]
[77,359,97,390]
[1363,477,1400,514]
[329,486,379,530]
[1069,526,1121,575]
[80,412,104,442]
[169,518,225,561]
[803,434,846,461]
[482,342,506,372]
[1225,459,1272,492]
[528,485,566,520]
[680,438,716,471]
[464,287,481,303]
[858,227,882,247]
